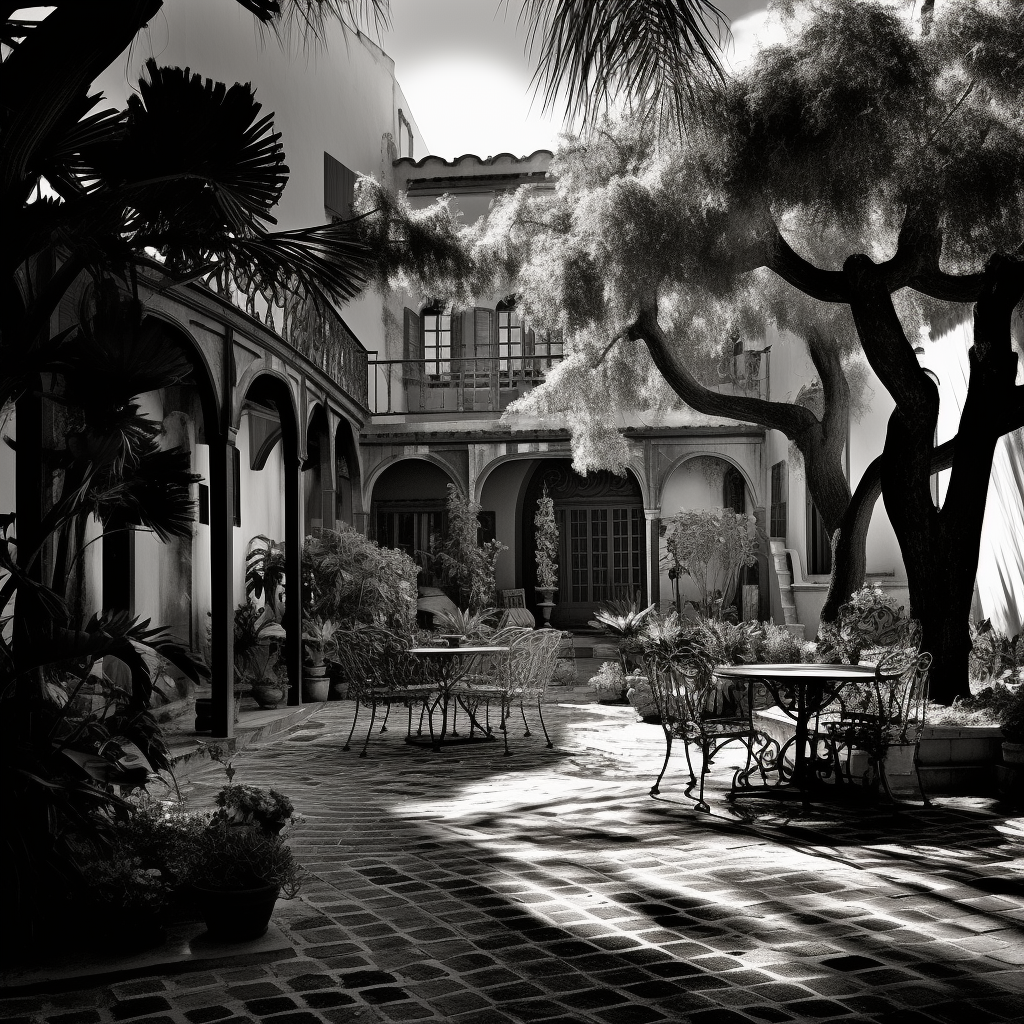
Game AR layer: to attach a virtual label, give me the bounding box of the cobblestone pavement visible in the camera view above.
[4,687,1024,1024]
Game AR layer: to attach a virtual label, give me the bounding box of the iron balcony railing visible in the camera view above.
[204,271,369,408]
[367,355,561,415]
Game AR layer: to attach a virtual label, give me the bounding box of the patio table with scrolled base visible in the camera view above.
[715,663,879,810]
[407,646,510,751]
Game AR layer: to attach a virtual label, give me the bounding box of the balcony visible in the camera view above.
[368,356,557,416]
[204,271,369,408]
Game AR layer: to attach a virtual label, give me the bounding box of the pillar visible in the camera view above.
[208,431,236,740]
[284,449,305,705]
[645,508,661,611]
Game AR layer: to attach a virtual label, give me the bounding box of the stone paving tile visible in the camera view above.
[3,697,1023,1024]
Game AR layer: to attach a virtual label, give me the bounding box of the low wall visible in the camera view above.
[753,708,1002,796]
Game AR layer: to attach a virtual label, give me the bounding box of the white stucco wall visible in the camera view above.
[480,458,534,592]
[92,2,429,356]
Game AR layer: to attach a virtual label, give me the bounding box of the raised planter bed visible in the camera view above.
[753,708,1003,796]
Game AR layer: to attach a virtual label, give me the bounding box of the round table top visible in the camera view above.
[714,663,877,681]
[408,645,511,656]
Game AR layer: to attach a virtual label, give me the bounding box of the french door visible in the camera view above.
[556,505,644,624]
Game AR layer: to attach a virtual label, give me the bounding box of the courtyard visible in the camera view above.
[3,683,1022,1024]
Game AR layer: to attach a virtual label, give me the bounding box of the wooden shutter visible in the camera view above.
[473,307,495,358]
[403,307,421,382]
[324,152,356,219]
[451,310,464,362]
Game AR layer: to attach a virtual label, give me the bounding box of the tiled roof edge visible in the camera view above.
[392,149,554,170]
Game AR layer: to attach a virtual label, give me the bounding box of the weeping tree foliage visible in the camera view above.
[359,0,1024,703]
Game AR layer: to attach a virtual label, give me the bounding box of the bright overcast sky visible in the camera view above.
[380,1,776,160]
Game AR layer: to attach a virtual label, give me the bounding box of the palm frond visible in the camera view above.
[518,0,728,134]
[220,219,373,305]
[88,60,288,242]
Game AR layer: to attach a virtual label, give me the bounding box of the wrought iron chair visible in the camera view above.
[449,625,532,746]
[514,628,562,748]
[333,625,437,757]
[643,652,776,812]
[820,647,933,805]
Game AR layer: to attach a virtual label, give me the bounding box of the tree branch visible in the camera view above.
[805,330,849,450]
[632,303,820,439]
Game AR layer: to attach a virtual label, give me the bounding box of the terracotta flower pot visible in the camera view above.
[251,681,287,709]
[304,676,330,702]
[192,883,280,942]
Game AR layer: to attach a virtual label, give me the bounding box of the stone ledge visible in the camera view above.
[0,920,295,996]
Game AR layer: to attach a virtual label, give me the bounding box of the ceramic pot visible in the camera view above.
[191,883,280,941]
[304,676,330,702]
[251,681,288,709]
[1002,740,1024,764]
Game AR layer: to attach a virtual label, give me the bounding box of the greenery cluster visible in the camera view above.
[969,619,1024,685]
[663,508,757,618]
[215,785,296,832]
[232,602,286,685]
[534,488,560,590]
[303,526,419,631]
[589,593,653,672]
[436,484,506,612]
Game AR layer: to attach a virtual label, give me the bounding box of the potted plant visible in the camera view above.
[589,594,654,675]
[999,685,1024,764]
[234,602,287,708]
[534,485,559,625]
[215,784,297,835]
[302,617,338,701]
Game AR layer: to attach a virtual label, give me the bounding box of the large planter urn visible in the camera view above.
[535,587,556,627]
[192,883,280,942]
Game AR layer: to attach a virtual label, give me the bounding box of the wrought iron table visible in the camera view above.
[715,663,878,807]
[408,645,511,750]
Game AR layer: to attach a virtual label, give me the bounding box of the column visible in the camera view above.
[284,449,305,705]
[208,432,236,740]
[644,508,661,610]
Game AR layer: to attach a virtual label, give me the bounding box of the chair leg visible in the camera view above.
[417,706,426,736]
[535,699,553,749]
[650,729,673,797]
[343,698,361,751]
[499,702,511,756]
[450,701,460,737]
[694,742,711,813]
[360,702,378,758]
[914,755,931,807]
[520,704,532,737]
[380,704,391,733]
[682,738,698,786]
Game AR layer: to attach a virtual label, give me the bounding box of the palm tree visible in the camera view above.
[517,0,730,134]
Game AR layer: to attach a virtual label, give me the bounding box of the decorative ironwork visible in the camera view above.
[204,267,368,407]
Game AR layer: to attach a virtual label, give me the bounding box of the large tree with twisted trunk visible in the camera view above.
[359,0,1024,703]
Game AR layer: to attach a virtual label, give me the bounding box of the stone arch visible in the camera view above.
[364,452,461,510]
[334,415,362,529]
[239,370,304,704]
[657,450,760,511]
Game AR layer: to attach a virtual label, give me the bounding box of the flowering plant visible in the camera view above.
[215,784,296,834]
[534,485,559,590]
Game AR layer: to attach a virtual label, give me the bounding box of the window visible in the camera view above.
[324,153,355,220]
[421,305,451,376]
[770,460,787,539]
[530,330,563,373]
[496,299,522,376]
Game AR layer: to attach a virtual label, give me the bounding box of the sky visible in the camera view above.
[380,1,776,160]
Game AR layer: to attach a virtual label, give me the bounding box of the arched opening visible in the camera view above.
[305,405,332,533]
[661,454,759,620]
[239,373,303,703]
[102,318,218,654]
[334,416,360,529]
[521,460,645,629]
[371,458,454,583]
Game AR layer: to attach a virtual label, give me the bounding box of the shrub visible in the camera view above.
[695,617,760,666]
[753,622,806,664]
[436,484,506,611]
[662,507,757,618]
[303,525,419,630]
[969,619,1024,684]
[589,660,627,699]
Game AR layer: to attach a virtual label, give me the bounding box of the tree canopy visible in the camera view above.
[359,0,1024,701]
